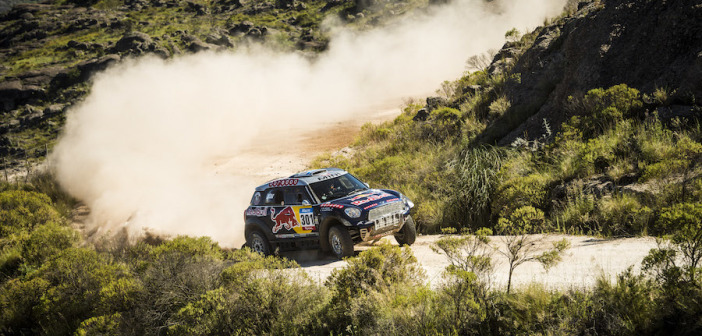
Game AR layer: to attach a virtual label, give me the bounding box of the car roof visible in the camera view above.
[254,168,348,191]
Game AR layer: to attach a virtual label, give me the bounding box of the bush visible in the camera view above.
[169,250,326,335]
[31,247,131,335]
[0,277,50,334]
[581,269,656,335]
[125,237,230,333]
[599,194,653,236]
[423,107,463,142]
[567,84,642,138]
[492,173,551,219]
[22,222,79,268]
[0,190,62,238]
[644,203,702,283]
[325,244,425,331]
[326,244,424,303]
[552,193,597,234]
[488,96,511,119]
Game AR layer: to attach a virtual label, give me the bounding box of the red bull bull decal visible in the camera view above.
[271,206,316,234]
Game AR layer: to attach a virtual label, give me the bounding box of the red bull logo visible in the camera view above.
[271,206,298,233]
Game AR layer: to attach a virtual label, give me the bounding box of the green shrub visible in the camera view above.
[0,277,51,334]
[27,170,78,217]
[497,207,569,293]
[326,244,424,303]
[496,284,565,334]
[0,244,24,280]
[31,247,130,335]
[566,84,642,138]
[127,237,230,333]
[587,269,656,335]
[488,95,511,119]
[553,193,597,234]
[343,282,438,335]
[0,190,63,238]
[325,244,425,331]
[22,222,79,268]
[170,254,326,336]
[497,206,547,235]
[75,313,123,336]
[645,203,702,283]
[492,173,551,218]
[423,107,463,142]
[600,194,653,236]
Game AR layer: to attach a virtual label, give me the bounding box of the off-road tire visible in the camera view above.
[247,230,272,255]
[328,226,354,259]
[394,215,417,246]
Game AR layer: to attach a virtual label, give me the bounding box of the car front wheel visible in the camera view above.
[328,226,354,259]
[394,215,417,246]
[247,230,272,255]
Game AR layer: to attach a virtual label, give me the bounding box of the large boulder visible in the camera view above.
[205,34,234,48]
[182,34,218,52]
[110,32,154,54]
[76,54,120,78]
[0,80,45,112]
[479,0,702,145]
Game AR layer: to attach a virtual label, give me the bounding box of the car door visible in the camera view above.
[263,187,287,237]
[283,187,319,236]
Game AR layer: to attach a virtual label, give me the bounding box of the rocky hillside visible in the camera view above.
[0,0,422,170]
[484,0,702,145]
[318,0,701,235]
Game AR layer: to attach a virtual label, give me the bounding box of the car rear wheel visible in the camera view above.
[328,226,354,259]
[394,215,417,246]
[247,230,272,255]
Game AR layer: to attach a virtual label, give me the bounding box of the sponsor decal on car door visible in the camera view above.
[270,206,318,238]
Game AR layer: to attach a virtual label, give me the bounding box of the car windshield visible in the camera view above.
[309,173,368,202]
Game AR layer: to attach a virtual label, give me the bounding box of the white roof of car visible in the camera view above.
[254,168,348,191]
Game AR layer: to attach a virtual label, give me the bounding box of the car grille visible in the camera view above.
[368,201,404,221]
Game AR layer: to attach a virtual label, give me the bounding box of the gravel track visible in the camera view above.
[283,234,658,290]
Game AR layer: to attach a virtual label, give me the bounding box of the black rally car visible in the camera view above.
[244,168,416,258]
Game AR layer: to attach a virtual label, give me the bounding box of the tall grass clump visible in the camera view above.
[444,146,505,230]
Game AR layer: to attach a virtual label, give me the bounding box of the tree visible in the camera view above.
[465,49,497,72]
[496,206,570,293]
[432,228,494,331]
[643,203,702,284]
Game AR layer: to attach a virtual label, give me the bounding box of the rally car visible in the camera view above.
[244,168,416,259]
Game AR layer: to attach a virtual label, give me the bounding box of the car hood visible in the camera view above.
[325,189,402,210]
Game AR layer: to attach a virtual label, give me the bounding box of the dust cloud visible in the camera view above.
[52,0,566,247]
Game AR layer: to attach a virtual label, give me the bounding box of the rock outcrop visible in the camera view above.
[482,0,702,145]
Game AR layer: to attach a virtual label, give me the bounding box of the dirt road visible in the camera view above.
[210,98,658,290]
[284,234,658,290]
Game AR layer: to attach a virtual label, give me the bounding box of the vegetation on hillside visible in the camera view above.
[1,0,701,333]
[1,181,702,335]
[0,0,431,166]
[315,60,702,237]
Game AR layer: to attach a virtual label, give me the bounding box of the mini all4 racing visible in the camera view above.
[244,168,416,259]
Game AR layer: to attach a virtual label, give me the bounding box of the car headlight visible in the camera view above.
[400,194,414,209]
[344,207,361,218]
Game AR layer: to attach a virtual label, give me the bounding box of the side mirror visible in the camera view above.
[364,183,370,188]
[302,200,311,205]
